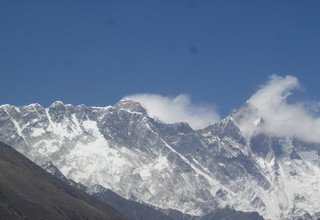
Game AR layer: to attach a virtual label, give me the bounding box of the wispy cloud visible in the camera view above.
[234,75,320,143]
[124,94,220,129]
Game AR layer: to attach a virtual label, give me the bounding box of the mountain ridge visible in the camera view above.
[0,100,319,219]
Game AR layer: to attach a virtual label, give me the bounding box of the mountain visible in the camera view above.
[0,100,319,219]
[41,161,185,220]
[42,160,264,220]
[0,141,127,220]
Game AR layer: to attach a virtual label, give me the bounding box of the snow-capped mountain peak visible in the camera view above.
[116,99,148,114]
[0,100,319,219]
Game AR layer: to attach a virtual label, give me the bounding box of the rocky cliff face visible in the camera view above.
[0,100,319,219]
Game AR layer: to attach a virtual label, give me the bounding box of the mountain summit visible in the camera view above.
[0,100,319,219]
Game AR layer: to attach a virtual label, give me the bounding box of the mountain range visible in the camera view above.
[0,99,319,219]
[0,139,263,220]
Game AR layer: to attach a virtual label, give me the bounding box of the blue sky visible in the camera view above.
[0,0,320,116]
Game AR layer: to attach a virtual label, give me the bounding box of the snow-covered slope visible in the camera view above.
[0,100,319,219]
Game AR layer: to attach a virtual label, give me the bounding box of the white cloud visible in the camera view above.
[234,75,320,143]
[124,94,220,129]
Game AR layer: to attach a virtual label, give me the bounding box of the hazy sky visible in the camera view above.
[1,0,320,116]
